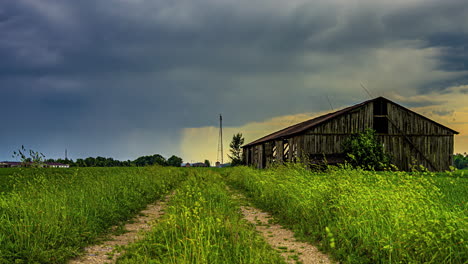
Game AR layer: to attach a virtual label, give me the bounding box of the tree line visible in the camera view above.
[11,132,247,169]
[45,154,183,167]
[44,132,246,168]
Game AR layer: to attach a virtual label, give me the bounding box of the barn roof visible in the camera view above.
[242,97,459,148]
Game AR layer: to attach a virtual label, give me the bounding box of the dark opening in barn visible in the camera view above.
[373,97,389,133]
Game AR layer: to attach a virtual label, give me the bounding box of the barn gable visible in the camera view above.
[242,97,458,171]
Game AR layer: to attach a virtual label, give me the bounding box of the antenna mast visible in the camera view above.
[360,83,373,99]
[326,95,334,111]
[65,149,68,160]
[217,114,223,164]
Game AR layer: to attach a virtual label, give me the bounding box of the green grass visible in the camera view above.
[0,166,186,263]
[432,175,468,211]
[224,165,467,264]
[0,168,18,192]
[117,169,285,264]
[0,168,78,193]
[1,166,466,263]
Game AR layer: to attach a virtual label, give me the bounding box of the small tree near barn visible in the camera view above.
[342,129,389,170]
[229,133,245,166]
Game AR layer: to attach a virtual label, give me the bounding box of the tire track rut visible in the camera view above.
[234,192,333,264]
[69,193,172,264]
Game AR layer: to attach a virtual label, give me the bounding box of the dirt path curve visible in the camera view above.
[234,193,333,264]
[69,193,172,264]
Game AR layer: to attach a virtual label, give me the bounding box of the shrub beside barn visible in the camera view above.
[242,97,459,171]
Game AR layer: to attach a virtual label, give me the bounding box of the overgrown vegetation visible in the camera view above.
[12,145,46,167]
[118,169,284,263]
[0,166,186,263]
[224,165,467,264]
[342,129,389,170]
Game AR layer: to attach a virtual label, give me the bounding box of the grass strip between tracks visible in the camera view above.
[117,169,286,264]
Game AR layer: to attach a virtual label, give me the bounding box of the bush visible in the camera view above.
[342,129,389,170]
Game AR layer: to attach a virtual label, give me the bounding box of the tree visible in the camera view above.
[84,157,96,167]
[134,155,149,166]
[228,133,245,166]
[342,129,389,170]
[152,154,168,166]
[454,153,468,169]
[167,155,183,167]
[134,154,167,166]
[95,156,106,167]
[105,157,115,167]
[204,159,211,167]
[76,158,86,167]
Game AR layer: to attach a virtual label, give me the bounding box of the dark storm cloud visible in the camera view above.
[1,0,467,160]
[2,1,466,79]
[3,1,468,70]
[382,0,468,86]
[382,0,468,38]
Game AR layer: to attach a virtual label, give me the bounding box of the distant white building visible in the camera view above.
[46,162,70,168]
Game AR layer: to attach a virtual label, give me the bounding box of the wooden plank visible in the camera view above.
[276,140,283,163]
[387,116,439,171]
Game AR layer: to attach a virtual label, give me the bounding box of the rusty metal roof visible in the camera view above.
[242,97,459,148]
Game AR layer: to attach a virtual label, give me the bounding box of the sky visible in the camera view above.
[1,0,468,163]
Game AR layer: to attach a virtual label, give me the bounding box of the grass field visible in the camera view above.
[0,166,466,263]
[0,167,186,263]
[224,165,467,264]
[0,167,77,193]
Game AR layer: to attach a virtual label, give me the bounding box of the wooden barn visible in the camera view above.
[242,97,459,171]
